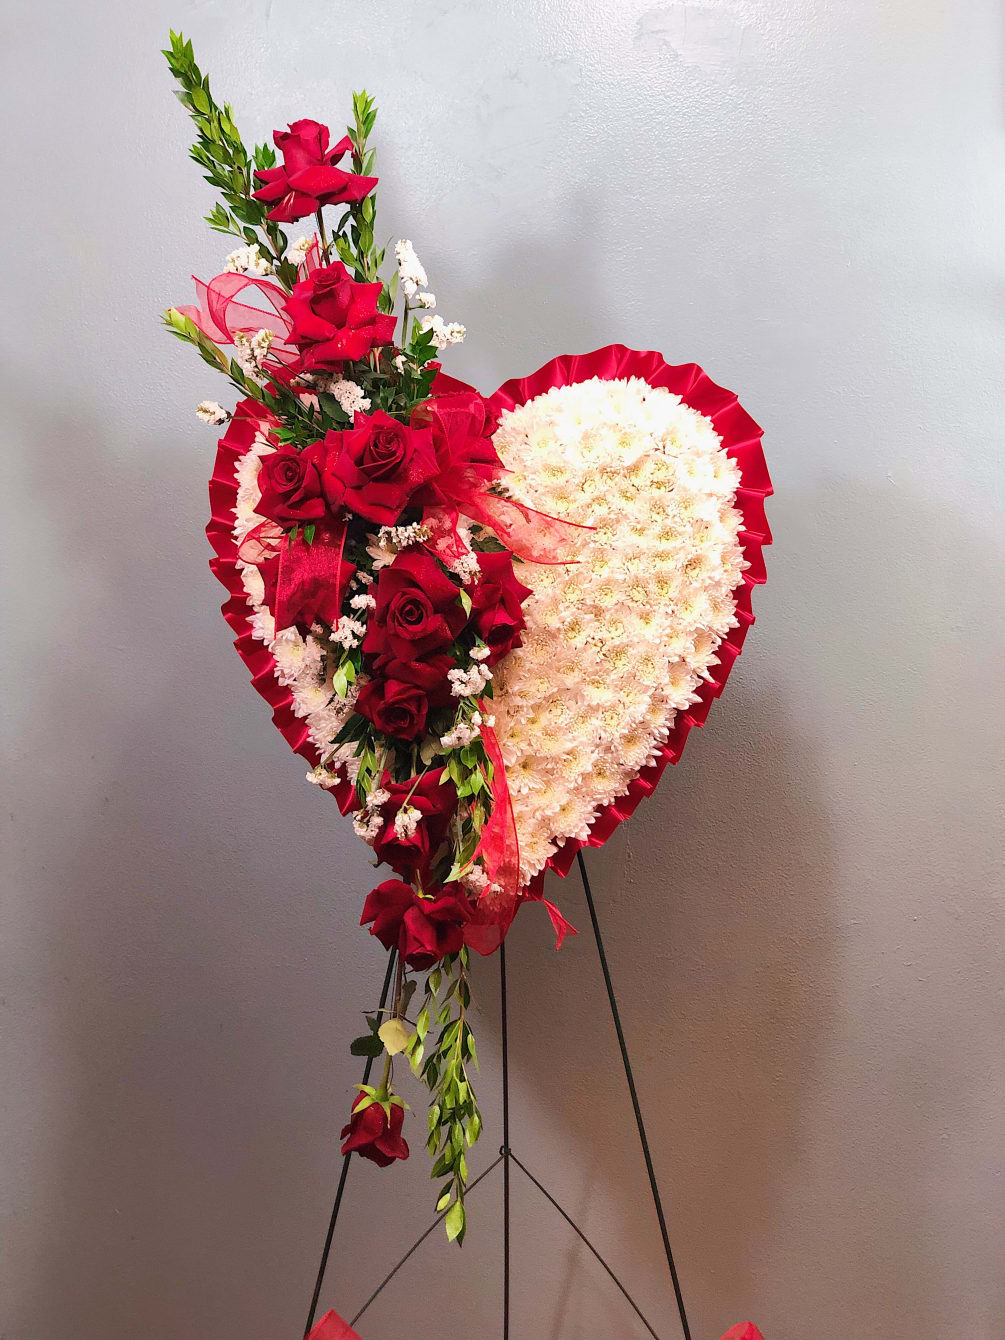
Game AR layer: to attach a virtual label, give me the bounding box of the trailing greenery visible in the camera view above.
[406,950,481,1243]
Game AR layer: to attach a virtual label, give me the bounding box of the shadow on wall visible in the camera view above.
[493,681,838,1340]
[4,372,392,1340]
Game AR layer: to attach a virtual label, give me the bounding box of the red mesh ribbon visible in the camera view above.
[462,490,592,565]
[275,516,350,633]
[463,716,521,956]
[237,516,350,634]
[177,272,298,365]
[463,712,577,955]
[236,520,285,566]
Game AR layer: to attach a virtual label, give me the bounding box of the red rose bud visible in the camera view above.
[355,677,429,741]
[340,1091,409,1167]
[370,768,457,876]
[284,263,397,372]
[253,118,377,223]
[321,412,439,525]
[255,443,327,526]
[469,549,533,664]
[361,879,472,970]
[362,550,468,661]
[720,1327,766,1340]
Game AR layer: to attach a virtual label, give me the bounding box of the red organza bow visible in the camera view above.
[178,272,299,365]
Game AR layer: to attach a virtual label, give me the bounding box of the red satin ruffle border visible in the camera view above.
[484,344,772,893]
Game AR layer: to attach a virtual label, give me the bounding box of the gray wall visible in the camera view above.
[3,2,1003,1338]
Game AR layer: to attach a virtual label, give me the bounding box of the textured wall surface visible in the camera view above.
[3,2,1003,1338]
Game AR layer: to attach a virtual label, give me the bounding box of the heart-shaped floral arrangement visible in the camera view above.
[166,35,769,1245]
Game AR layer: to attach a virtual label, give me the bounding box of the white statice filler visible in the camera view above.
[490,376,746,884]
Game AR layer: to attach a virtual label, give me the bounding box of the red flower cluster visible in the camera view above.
[355,548,531,740]
[369,768,457,875]
[340,1092,409,1167]
[361,878,472,970]
[253,119,377,223]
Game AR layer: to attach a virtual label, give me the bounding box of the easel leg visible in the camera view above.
[303,950,397,1337]
[500,940,511,1340]
[577,850,693,1340]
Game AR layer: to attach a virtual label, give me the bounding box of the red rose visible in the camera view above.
[284,263,397,372]
[361,878,472,970]
[371,767,457,875]
[340,1092,409,1167]
[256,443,326,525]
[322,412,439,524]
[372,651,454,708]
[355,677,428,741]
[253,119,377,223]
[469,549,533,664]
[362,550,467,661]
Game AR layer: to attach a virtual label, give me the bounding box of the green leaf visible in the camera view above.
[444,1199,465,1243]
[349,1033,383,1058]
[436,1189,452,1214]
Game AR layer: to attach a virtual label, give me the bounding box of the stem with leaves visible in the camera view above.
[407,949,481,1243]
[162,30,298,289]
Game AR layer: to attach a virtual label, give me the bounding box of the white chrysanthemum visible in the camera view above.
[490,376,745,884]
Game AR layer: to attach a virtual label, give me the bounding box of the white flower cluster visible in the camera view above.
[367,522,431,569]
[196,400,229,425]
[440,707,494,752]
[394,238,427,297]
[448,664,492,698]
[331,617,367,649]
[490,377,746,883]
[353,807,384,842]
[420,315,465,349]
[451,551,481,585]
[393,804,421,840]
[233,328,275,378]
[328,378,371,417]
[290,234,315,263]
[224,243,272,276]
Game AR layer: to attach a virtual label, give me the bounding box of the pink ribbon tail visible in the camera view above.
[462,489,592,565]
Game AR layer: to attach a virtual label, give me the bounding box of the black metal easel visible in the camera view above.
[303,850,692,1340]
